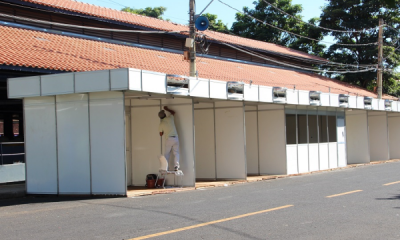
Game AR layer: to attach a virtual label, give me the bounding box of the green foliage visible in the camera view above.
[230,0,325,56]
[121,6,167,19]
[201,13,229,33]
[319,0,400,95]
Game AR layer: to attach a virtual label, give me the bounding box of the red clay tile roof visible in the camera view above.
[19,0,326,62]
[1,25,394,99]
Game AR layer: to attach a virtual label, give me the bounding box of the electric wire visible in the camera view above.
[207,31,377,69]
[261,0,385,33]
[218,0,378,47]
[203,33,377,73]
[0,13,185,34]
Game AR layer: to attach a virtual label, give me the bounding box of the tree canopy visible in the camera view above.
[121,6,167,20]
[230,0,325,56]
[319,0,400,95]
[201,13,229,33]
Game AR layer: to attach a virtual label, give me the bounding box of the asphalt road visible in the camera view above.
[0,162,399,240]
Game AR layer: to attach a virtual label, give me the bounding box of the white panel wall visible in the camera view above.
[346,110,370,164]
[286,145,298,174]
[337,115,347,167]
[378,99,385,110]
[258,107,287,174]
[41,73,74,96]
[194,108,216,179]
[330,94,339,107]
[320,93,330,106]
[190,78,209,98]
[245,109,259,174]
[356,96,364,109]
[215,102,246,179]
[131,99,161,186]
[371,99,379,110]
[141,70,166,94]
[110,68,140,91]
[286,89,298,105]
[329,143,338,169]
[89,92,126,194]
[259,86,273,102]
[391,101,398,112]
[210,80,227,99]
[25,97,58,194]
[388,113,400,159]
[56,94,90,194]
[298,91,309,105]
[75,70,110,93]
[348,96,357,108]
[368,112,389,161]
[8,76,41,98]
[298,145,309,173]
[244,84,259,102]
[161,98,195,186]
[319,143,329,170]
[309,144,319,171]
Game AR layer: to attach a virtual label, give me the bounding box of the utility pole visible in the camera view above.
[377,18,383,99]
[189,0,196,77]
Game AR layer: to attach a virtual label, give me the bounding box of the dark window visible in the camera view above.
[286,114,296,144]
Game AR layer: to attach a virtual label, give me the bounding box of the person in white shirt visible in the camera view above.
[158,106,180,171]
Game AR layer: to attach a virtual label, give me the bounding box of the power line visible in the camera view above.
[203,33,377,74]
[261,0,385,34]
[218,0,378,47]
[0,13,185,34]
[207,31,377,69]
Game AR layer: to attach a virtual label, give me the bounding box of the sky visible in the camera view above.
[79,0,328,28]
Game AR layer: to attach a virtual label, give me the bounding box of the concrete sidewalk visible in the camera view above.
[1,159,399,199]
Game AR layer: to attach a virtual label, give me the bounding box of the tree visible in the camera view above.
[230,0,325,56]
[121,6,167,20]
[201,13,229,33]
[319,0,400,95]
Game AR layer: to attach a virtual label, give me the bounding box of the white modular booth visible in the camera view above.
[8,68,400,195]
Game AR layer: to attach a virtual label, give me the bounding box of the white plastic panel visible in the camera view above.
[286,145,298,174]
[319,143,329,170]
[215,104,246,179]
[56,94,90,194]
[24,97,58,194]
[110,68,129,90]
[128,68,142,91]
[337,116,347,167]
[286,89,298,105]
[131,100,161,186]
[348,96,357,108]
[259,86,273,102]
[371,99,379,110]
[398,102,400,112]
[320,93,330,106]
[244,84,259,102]
[245,111,259,174]
[298,145,309,173]
[195,109,215,179]
[388,113,400,159]
[190,78,209,98]
[258,109,286,174]
[89,92,125,194]
[356,96,364,109]
[75,70,110,93]
[8,76,41,98]
[346,110,370,164]
[141,70,166,94]
[329,143,338,169]
[309,144,319,171]
[41,73,74,96]
[298,90,309,105]
[378,99,385,110]
[161,98,195,186]
[368,112,389,161]
[210,80,227,99]
[330,94,339,107]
